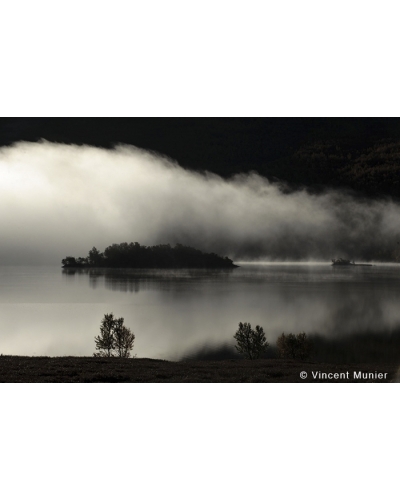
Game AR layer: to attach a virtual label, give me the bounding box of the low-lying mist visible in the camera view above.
[1,141,400,265]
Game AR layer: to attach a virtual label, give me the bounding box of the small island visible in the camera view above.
[62,242,238,269]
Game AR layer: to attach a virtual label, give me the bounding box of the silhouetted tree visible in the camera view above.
[61,256,77,267]
[276,332,312,360]
[94,313,135,358]
[94,313,116,357]
[113,317,135,358]
[234,322,269,359]
[88,246,104,266]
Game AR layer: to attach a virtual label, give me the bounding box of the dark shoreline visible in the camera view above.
[0,356,397,383]
[62,264,240,269]
[62,242,238,269]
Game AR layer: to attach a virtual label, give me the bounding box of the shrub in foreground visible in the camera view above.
[94,313,135,358]
[276,332,312,360]
[234,322,269,359]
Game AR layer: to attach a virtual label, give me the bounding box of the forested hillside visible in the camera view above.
[267,138,400,197]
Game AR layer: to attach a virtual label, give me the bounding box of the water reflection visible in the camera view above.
[2,264,400,362]
[62,267,236,293]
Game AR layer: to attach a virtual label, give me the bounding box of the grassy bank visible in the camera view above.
[0,355,397,383]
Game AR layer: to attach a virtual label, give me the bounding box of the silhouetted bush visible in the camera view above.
[234,322,269,359]
[94,313,135,358]
[276,332,312,360]
[61,256,78,267]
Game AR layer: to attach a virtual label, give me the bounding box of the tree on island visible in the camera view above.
[88,246,105,266]
[61,256,78,267]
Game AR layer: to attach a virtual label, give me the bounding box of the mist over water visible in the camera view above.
[1,141,400,264]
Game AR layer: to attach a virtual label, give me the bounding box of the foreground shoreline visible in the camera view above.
[0,356,397,383]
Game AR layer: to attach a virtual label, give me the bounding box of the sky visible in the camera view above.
[1,140,400,264]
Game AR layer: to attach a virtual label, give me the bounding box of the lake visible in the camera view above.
[1,263,400,361]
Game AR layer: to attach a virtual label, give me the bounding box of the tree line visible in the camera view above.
[94,315,312,361]
[62,242,237,269]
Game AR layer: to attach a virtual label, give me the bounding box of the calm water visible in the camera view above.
[1,263,400,360]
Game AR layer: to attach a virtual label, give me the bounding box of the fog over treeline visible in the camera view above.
[1,141,400,265]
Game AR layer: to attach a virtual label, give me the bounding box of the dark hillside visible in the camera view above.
[268,137,400,197]
[2,118,400,197]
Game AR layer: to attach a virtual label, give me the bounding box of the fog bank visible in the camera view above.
[1,141,400,264]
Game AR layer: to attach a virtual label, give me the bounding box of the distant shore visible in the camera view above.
[0,356,397,383]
